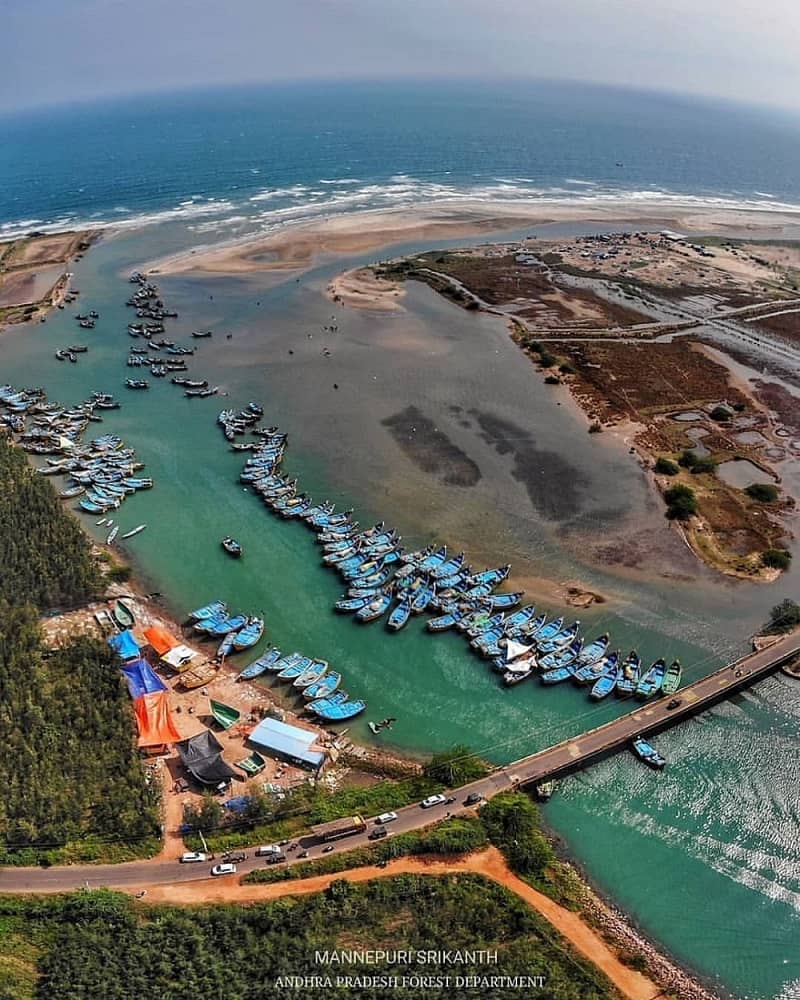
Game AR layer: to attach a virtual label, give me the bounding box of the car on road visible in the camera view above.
[266,854,285,865]
[667,698,683,710]
[445,795,456,804]
[463,792,483,806]
[368,827,389,840]
[222,851,247,863]
[179,852,207,864]
[210,863,237,877]
[255,844,283,857]
[376,812,398,825]
[420,794,447,809]
[322,845,334,853]
[299,850,310,859]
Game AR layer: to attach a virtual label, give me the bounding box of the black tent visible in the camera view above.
[176,729,238,785]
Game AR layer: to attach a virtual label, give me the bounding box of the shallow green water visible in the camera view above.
[2,225,798,998]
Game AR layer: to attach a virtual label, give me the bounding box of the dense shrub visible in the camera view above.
[762,548,792,570]
[664,484,698,520]
[654,457,679,476]
[745,482,779,503]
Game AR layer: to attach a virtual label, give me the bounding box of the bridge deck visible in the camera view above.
[503,634,800,786]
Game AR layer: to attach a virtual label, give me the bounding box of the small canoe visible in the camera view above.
[355,591,393,622]
[180,662,217,690]
[590,660,623,701]
[210,699,240,730]
[107,525,120,545]
[270,651,306,674]
[238,647,282,680]
[661,659,682,695]
[217,632,237,659]
[204,614,248,637]
[120,524,147,539]
[236,751,266,776]
[112,599,135,629]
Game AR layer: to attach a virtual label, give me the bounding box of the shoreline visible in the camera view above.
[141,198,800,280]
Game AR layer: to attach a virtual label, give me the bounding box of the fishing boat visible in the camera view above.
[191,329,213,338]
[293,659,328,689]
[427,610,461,631]
[503,654,537,686]
[238,647,282,680]
[180,662,218,690]
[311,696,367,721]
[304,671,342,701]
[661,659,682,695]
[277,655,313,680]
[540,661,580,685]
[112,598,135,629]
[120,524,147,539]
[59,484,85,498]
[631,737,666,770]
[221,536,243,558]
[125,378,149,389]
[210,699,241,730]
[487,591,524,610]
[635,658,666,700]
[538,637,583,672]
[217,632,238,659]
[233,616,264,650]
[387,598,412,631]
[465,564,511,587]
[574,648,619,686]
[355,591,393,623]
[270,651,305,674]
[106,525,119,545]
[189,599,227,622]
[202,613,248,638]
[501,605,537,635]
[418,546,447,572]
[589,655,623,700]
[185,386,219,398]
[431,553,465,579]
[410,583,435,614]
[574,634,610,668]
[335,593,375,613]
[535,781,556,801]
[615,651,641,697]
[536,620,580,655]
[529,616,563,644]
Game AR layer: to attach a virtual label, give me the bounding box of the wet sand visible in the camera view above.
[143,200,800,282]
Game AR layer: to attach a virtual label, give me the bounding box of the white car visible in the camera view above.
[376,812,398,825]
[420,794,447,809]
[211,863,237,877]
[179,852,207,864]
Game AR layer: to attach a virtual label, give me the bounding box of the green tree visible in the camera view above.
[423,745,489,786]
[745,483,779,503]
[765,599,800,634]
[762,549,792,570]
[664,484,697,520]
[654,457,679,476]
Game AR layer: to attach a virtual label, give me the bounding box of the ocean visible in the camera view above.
[1,80,799,999]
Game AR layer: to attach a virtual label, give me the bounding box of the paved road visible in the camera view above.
[1,634,797,894]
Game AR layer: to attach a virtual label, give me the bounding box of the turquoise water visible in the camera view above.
[1,224,798,998]
[3,81,800,997]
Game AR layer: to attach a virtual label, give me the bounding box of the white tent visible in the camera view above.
[505,639,532,663]
[161,644,198,669]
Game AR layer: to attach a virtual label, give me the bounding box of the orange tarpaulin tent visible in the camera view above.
[133,691,182,747]
[142,625,179,656]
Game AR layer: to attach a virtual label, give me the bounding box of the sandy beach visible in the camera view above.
[144,199,800,281]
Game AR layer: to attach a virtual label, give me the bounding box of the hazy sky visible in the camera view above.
[2,0,799,112]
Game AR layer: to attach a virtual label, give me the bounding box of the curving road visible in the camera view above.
[1,633,797,894]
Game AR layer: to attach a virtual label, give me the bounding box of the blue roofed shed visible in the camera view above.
[248,717,326,771]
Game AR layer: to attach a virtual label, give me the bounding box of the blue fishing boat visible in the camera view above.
[471,626,507,653]
[315,511,352,528]
[488,591,524,610]
[355,591,393,622]
[280,499,313,519]
[539,637,583,672]
[343,558,382,580]
[411,583,435,614]
[203,614,248,637]
[536,620,580,654]
[615,651,641,697]
[233,616,265,651]
[303,671,342,700]
[631,737,666,769]
[309,690,348,712]
[277,655,313,680]
[313,697,367,721]
[335,593,375,613]
[574,647,619,685]
[431,553,465,579]
[387,598,412,631]
[503,654,537,686]
[427,611,460,631]
[333,553,369,573]
[529,616,563,644]
[237,648,282,680]
[517,612,547,639]
[635,658,666,700]
[218,632,239,659]
[575,634,610,668]
[318,523,360,540]
[419,546,447,572]
[294,659,328,689]
[270,651,305,674]
[466,564,511,587]
[502,605,537,634]
[434,571,468,591]
[353,568,393,589]
[541,661,580,685]
[189,600,227,622]
[467,612,505,638]
[589,654,623,700]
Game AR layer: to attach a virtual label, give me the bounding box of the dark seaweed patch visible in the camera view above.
[382,406,481,487]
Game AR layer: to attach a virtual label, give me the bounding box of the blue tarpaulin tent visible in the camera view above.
[121,658,167,699]
[108,629,140,661]
[222,796,251,814]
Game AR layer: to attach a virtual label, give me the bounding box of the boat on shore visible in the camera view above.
[294,659,328,689]
[232,616,264,651]
[112,598,134,628]
[304,671,341,700]
[189,599,227,622]
[238,647,281,680]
